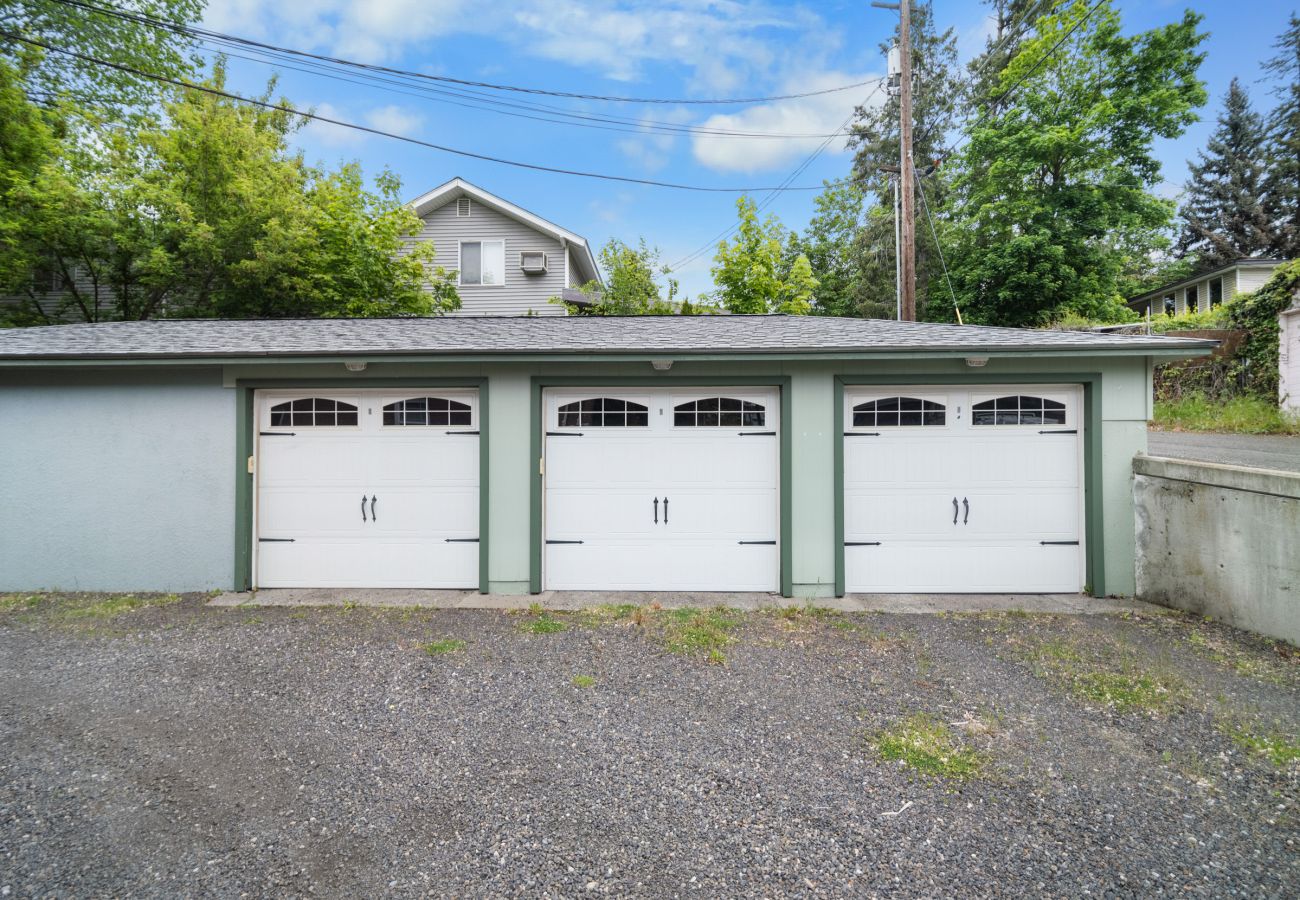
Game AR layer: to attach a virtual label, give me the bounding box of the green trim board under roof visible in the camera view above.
[0,315,1216,363]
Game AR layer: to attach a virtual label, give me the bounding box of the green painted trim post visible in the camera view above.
[833,373,1105,598]
[529,375,794,597]
[234,377,489,593]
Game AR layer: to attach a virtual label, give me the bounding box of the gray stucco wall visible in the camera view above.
[1134,455,1300,644]
[0,368,234,592]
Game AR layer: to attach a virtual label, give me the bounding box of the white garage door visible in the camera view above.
[544,388,779,591]
[844,385,1084,593]
[255,389,479,588]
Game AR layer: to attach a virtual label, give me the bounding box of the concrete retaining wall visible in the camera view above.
[1134,455,1300,644]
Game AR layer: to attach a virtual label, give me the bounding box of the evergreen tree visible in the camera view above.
[846,1,962,320]
[1263,13,1300,257]
[1177,79,1271,268]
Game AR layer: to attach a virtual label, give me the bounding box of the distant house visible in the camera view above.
[406,178,602,316]
[1125,258,1290,318]
[2,177,603,321]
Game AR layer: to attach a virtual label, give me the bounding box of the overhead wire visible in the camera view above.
[42,0,883,107]
[1,31,855,193]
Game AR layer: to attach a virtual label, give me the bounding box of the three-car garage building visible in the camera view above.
[0,316,1212,598]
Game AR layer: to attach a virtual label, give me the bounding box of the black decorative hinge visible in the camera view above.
[258,537,295,542]
[447,430,481,435]
[1038,430,1078,435]
[739,431,777,436]
[445,538,480,543]
[546,431,584,437]
[546,539,585,545]
[844,432,881,437]
[1040,540,1080,545]
[259,431,296,437]
[845,541,882,546]
[738,540,777,545]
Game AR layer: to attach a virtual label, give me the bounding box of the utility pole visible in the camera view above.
[872,0,916,321]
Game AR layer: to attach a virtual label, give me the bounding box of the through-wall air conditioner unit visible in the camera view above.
[519,250,548,274]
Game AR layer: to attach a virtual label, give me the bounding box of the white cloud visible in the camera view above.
[301,101,366,147]
[366,104,424,135]
[690,71,883,174]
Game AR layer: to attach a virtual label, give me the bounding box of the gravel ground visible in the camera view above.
[1,595,1297,898]
[1147,429,1300,473]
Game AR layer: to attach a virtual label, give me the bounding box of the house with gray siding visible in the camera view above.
[407,178,602,316]
[1125,258,1289,318]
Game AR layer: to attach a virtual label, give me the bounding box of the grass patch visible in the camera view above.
[571,674,596,688]
[1186,628,1295,685]
[422,638,467,656]
[54,593,182,623]
[1153,394,1300,435]
[1220,721,1300,768]
[1010,632,1184,713]
[519,613,566,635]
[0,594,44,614]
[655,607,742,663]
[874,712,984,779]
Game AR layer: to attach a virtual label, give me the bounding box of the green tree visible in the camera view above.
[1263,13,1300,257]
[1178,79,1271,267]
[710,196,815,315]
[1,62,456,323]
[1,0,202,123]
[945,0,1207,326]
[786,179,871,317]
[559,238,680,315]
[847,1,962,320]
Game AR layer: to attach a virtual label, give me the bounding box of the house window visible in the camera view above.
[459,241,505,286]
[972,396,1066,426]
[1185,287,1198,315]
[673,397,765,427]
[1209,277,1223,308]
[31,257,64,293]
[269,398,358,427]
[383,397,472,427]
[1163,295,1175,316]
[558,398,649,427]
[853,397,946,427]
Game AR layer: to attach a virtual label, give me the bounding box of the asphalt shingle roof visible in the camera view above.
[0,315,1215,360]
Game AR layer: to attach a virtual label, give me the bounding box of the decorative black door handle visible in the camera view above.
[653,497,658,523]
[361,495,368,522]
[963,497,969,525]
[370,495,377,522]
[952,497,958,525]
[663,497,668,524]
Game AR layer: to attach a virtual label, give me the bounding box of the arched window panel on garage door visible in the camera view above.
[269,398,359,427]
[383,397,472,427]
[673,397,765,427]
[972,395,1067,426]
[853,397,946,427]
[557,398,649,427]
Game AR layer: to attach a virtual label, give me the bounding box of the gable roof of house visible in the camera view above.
[0,316,1216,363]
[1126,258,1290,307]
[407,177,602,286]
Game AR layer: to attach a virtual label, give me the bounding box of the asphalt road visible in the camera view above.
[1148,429,1300,472]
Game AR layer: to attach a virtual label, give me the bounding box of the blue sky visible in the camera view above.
[202,1,1297,300]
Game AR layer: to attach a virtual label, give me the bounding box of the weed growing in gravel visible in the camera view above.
[874,713,984,779]
[55,593,182,623]
[1187,628,1295,685]
[422,638,468,655]
[520,614,566,635]
[654,607,742,663]
[571,674,596,688]
[1009,633,1184,714]
[0,594,43,614]
[1219,720,1300,769]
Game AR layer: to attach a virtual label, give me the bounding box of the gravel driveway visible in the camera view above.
[1,594,1297,898]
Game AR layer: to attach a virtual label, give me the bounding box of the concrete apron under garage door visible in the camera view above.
[208,589,1151,614]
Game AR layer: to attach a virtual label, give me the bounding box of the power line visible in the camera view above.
[3,31,851,193]
[914,165,962,325]
[43,0,883,107]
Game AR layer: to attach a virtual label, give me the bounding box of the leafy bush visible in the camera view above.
[1226,260,1300,398]
[1153,395,1300,434]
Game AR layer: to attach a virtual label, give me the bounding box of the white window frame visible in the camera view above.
[457,240,506,287]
